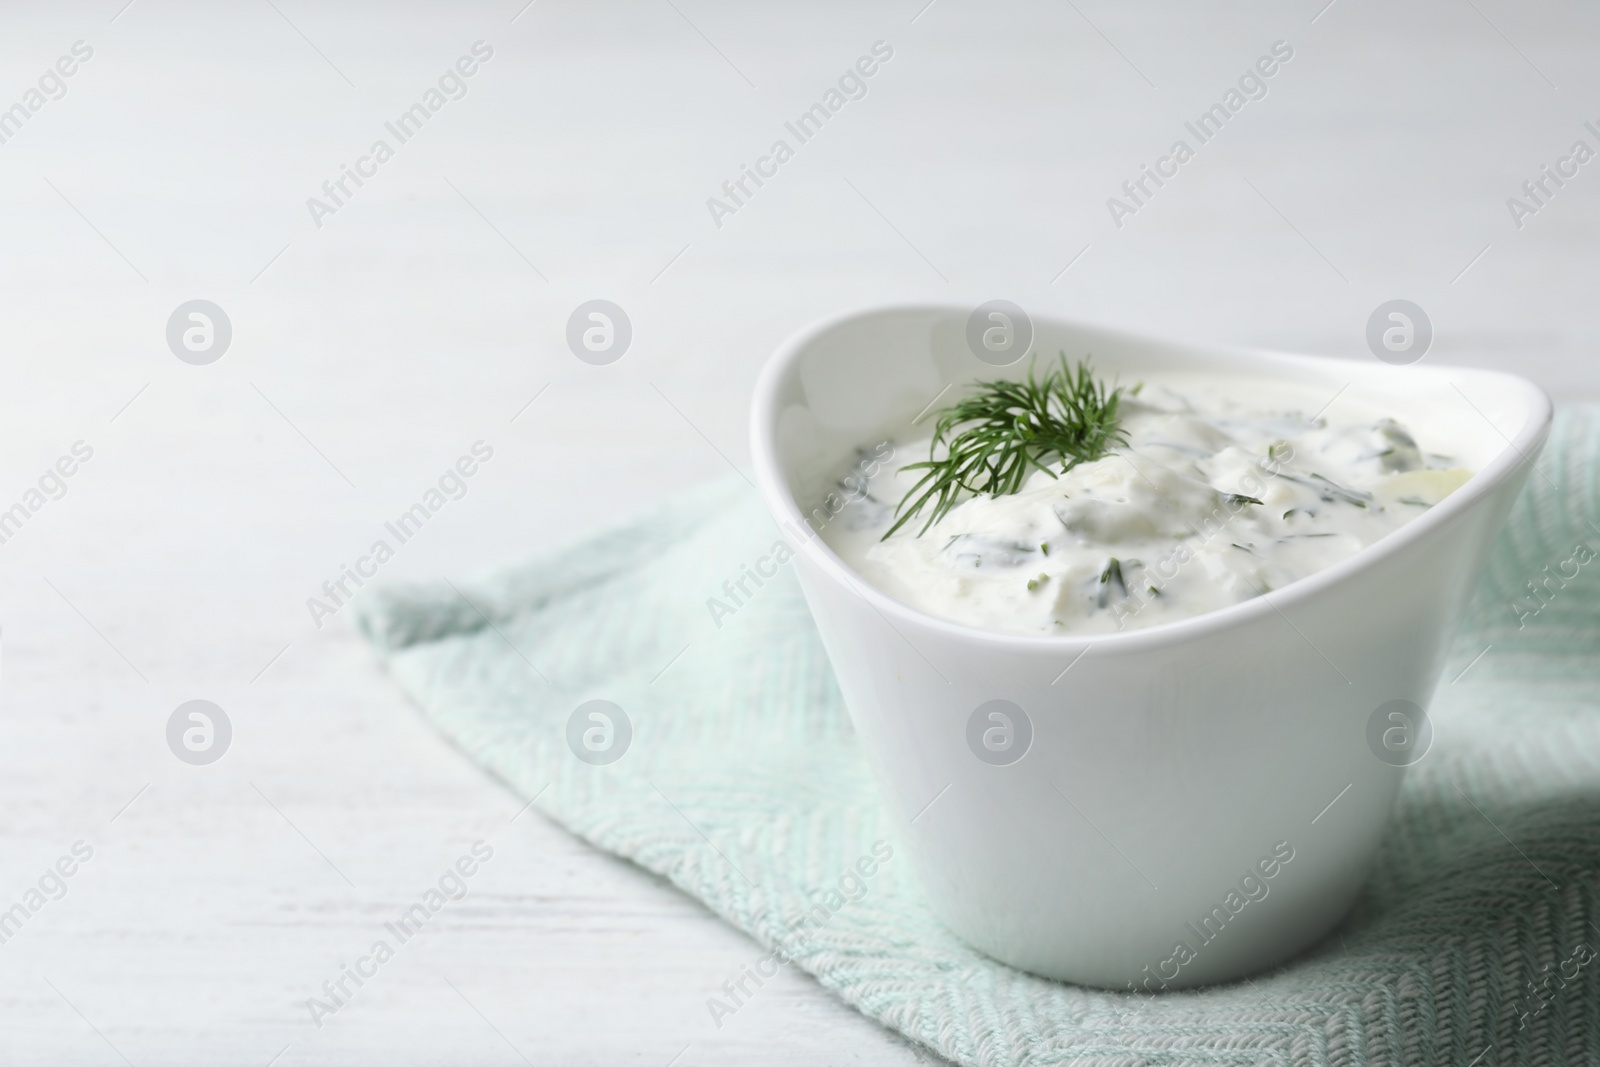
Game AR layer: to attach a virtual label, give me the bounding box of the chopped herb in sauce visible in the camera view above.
[820,373,1476,636]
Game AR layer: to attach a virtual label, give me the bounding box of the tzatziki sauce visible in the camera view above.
[816,374,1474,636]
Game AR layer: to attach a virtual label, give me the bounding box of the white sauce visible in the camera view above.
[817,374,1474,636]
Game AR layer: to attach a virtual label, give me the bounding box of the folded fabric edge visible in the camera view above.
[353,476,751,654]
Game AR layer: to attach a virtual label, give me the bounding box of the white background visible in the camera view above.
[0,1,1595,1063]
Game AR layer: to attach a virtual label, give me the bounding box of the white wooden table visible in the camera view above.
[0,1,1595,1062]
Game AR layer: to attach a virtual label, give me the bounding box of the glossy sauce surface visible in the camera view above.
[818,374,1473,635]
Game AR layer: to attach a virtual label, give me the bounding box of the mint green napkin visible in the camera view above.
[357,408,1600,1067]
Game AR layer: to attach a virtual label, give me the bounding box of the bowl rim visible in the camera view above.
[748,303,1555,654]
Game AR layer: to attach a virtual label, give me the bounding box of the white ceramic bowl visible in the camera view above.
[749,305,1551,990]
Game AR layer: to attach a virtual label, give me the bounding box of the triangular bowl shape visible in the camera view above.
[749,305,1552,988]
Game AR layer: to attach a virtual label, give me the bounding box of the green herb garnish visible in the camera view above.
[884,355,1129,538]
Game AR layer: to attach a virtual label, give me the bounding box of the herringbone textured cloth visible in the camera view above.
[357,407,1600,1067]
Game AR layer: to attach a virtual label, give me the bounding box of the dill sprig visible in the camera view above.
[884,355,1129,539]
